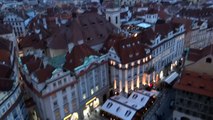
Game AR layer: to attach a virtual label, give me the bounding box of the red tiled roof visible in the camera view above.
[0,49,11,65]
[114,37,150,64]
[25,58,42,74]
[63,44,99,71]
[34,65,55,83]
[19,32,47,50]
[0,37,12,51]
[20,55,34,65]
[179,8,213,19]
[174,71,213,97]
[46,25,72,49]
[172,17,192,32]
[188,44,213,62]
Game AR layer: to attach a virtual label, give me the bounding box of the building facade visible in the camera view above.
[0,24,28,120]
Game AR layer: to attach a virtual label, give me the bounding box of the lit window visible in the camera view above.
[83,93,86,100]
[96,85,99,91]
[119,64,122,68]
[125,64,128,69]
[146,57,148,61]
[131,62,134,66]
[91,88,94,95]
[143,58,145,63]
[137,60,140,64]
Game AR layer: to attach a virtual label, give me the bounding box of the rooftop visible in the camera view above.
[174,71,213,97]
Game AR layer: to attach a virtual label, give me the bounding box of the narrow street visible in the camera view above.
[144,88,175,120]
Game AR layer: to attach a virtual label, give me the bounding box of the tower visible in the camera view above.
[105,0,121,28]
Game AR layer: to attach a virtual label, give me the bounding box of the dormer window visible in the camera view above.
[116,106,120,112]
[106,102,113,108]
[125,110,131,117]
[132,94,138,99]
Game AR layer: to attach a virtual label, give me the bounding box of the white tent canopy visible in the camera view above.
[164,72,179,84]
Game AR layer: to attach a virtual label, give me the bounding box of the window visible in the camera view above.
[125,110,131,117]
[53,82,56,87]
[58,80,62,86]
[132,94,138,99]
[106,102,113,108]
[71,91,75,98]
[64,78,67,83]
[62,88,66,94]
[63,96,68,104]
[116,106,120,112]
[54,109,61,120]
[53,101,58,108]
[108,16,111,22]
[83,93,86,100]
[206,57,212,63]
[115,16,118,24]
[64,104,69,115]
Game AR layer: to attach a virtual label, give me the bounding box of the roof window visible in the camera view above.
[106,102,113,108]
[125,110,131,117]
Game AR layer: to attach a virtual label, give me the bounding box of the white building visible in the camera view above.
[103,35,153,94]
[146,22,185,81]
[3,11,31,37]
[19,43,109,120]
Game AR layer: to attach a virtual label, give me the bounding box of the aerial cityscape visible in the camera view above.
[0,0,213,120]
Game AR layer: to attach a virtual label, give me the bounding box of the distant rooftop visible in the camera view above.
[174,71,213,97]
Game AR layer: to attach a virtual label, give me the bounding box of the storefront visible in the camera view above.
[83,97,100,118]
[63,112,79,120]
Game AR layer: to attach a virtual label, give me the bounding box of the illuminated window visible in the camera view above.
[143,58,145,63]
[64,104,69,115]
[83,93,86,100]
[91,88,94,95]
[131,62,134,66]
[96,85,99,91]
[54,109,61,120]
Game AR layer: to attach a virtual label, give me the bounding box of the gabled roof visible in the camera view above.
[25,58,42,74]
[63,44,99,71]
[174,71,213,97]
[172,17,193,32]
[113,37,149,64]
[19,32,47,50]
[188,44,213,62]
[34,65,55,83]
[46,25,72,49]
